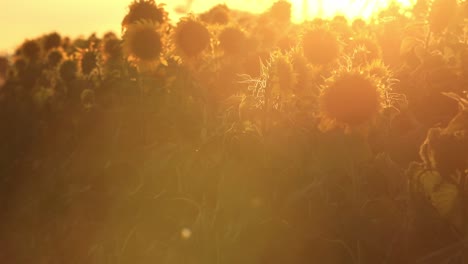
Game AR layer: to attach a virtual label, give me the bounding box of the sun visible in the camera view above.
[289,0,417,22]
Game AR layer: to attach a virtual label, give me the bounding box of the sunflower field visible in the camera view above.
[0,0,468,263]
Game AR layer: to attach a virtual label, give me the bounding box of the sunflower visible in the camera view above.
[79,48,99,75]
[21,40,42,61]
[47,49,65,68]
[302,26,341,66]
[123,20,164,69]
[363,60,391,82]
[42,32,62,51]
[218,26,247,56]
[347,36,382,66]
[199,4,230,25]
[101,34,123,64]
[319,71,383,129]
[173,18,211,59]
[122,0,168,30]
[420,128,468,176]
[59,59,78,83]
[268,0,292,24]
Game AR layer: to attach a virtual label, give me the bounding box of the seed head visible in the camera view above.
[123,20,163,66]
[218,27,247,56]
[174,18,211,59]
[200,4,230,25]
[47,49,65,68]
[59,59,78,82]
[43,32,62,51]
[268,0,292,24]
[320,71,382,127]
[21,40,42,61]
[122,0,168,29]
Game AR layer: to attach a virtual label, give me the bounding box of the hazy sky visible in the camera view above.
[0,0,270,53]
[0,0,415,53]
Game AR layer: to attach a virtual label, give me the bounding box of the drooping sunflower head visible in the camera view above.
[122,0,168,29]
[302,26,341,66]
[319,70,383,129]
[200,4,230,25]
[218,26,247,56]
[123,20,164,68]
[173,17,211,59]
[43,32,62,51]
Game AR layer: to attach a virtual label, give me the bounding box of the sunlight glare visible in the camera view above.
[288,0,417,22]
[179,0,417,23]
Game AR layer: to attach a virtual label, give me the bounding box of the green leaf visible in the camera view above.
[430,183,459,217]
[419,170,442,195]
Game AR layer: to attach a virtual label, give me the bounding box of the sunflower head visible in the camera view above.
[420,128,468,176]
[348,36,382,65]
[122,0,168,29]
[363,60,391,81]
[101,34,123,61]
[47,49,65,68]
[268,0,292,24]
[218,26,247,56]
[59,59,79,83]
[173,18,211,59]
[319,71,383,129]
[123,20,164,68]
[43,32,62,51]
[200,4,230,25]
[21,40,42,61]
[302,26,341,66]
[80,49,99,75]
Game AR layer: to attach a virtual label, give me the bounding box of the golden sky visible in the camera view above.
[0,0,415,53]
